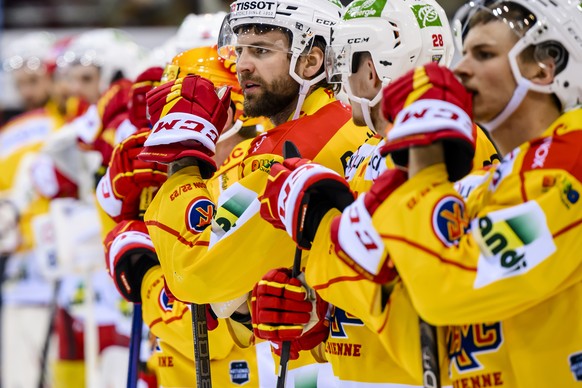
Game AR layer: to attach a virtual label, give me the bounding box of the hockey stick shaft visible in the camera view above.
[276,245,302,388]
[192,303,212,387]
[126,188,155,388]
[276,141,306,388]
[419,317,441,388]
[127,304,142,388]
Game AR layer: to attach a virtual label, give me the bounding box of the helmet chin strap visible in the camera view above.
[480,77,532,133]
[343,78,390,133]
[288,54,327,120]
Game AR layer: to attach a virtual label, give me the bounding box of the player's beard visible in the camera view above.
[242,74,299,119]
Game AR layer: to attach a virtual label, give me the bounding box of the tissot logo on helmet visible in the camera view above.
[231,0,278,18]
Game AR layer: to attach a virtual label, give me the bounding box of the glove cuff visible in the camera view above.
[145,111,219,152]
[139,144,217,179]
[382,99,473,155]
[96,169,122,219]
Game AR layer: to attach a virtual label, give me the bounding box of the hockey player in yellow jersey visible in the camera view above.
[140,0,371,383]
[281,0,582,386]
[252,0,498,386]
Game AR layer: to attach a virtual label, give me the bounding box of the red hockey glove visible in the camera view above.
[251,268,330,360]
[104,220,159,303]
[97,128,167,223]
[139,74,231,179]
[381,63,475,181]
[331,169,408,284]
[260,158,355,249]
[128,67,164,129]
[76,80,132,149]
[31,154,79,199]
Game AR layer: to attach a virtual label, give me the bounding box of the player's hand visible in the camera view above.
[96,128,167,223]
[381,63,475,181]
[128,67,164,129]
[251,268,330,360]
[104,220,159,303]
[331,169,408,283]
[260,158,354,249]
[139,74,232,179]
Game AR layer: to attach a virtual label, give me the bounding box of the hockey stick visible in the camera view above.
[126,188,155,388]
[419,318,441,388]
[276,141,306,388]
[37,278,61,388]
[126,304,142,388]
[191,303,212,387]
[0,253,8,385]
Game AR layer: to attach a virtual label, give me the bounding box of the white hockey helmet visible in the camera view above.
[218,0,343,119]
[60,28,147,94]
[3,31,56,72]
[453,0,582,123]
[325,0,453,130]
[175,12,228,54]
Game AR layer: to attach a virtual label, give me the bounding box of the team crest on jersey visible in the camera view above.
[186,197,215,234]
[569,352,582,381]
[158,288,173,312]
[432,196,469,247]
[229,361,250,385]
[330,307,364,338]
[447,323,503,373]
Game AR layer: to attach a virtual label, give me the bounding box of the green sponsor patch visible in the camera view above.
[344,0,388,20]
[411,4,443,28]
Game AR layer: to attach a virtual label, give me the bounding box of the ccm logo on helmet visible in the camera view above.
[347,37,369,44]
[231,0,277,12]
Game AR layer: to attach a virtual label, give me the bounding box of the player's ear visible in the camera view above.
[300,46,324,79]
[530,58,556,86]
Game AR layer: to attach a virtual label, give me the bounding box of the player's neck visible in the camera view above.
[269,95,301,126]
[491,95,561,156]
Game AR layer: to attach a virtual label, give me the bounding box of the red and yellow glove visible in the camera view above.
[96,128,167,223]
[251,268,330,360]
[139,74,231,179]
[128,67,164,129]
[331,169,408,284]
[260,158,354,249]
[381,63,475,181]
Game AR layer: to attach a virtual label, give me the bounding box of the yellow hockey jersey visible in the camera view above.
[322,108,582,387]
[0,102,66,251]
[306,126,499,385]
[145,88,374,304]
[141,266,260,387]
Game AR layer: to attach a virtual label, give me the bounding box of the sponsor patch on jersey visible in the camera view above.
[432,195,469,247]
[472,200,556,289]
[569,351,582,381]
[186,197,215,234]
[410,4,443,28]
[447,323,503,373]
[229,361,250,385]
[158,288,173,312]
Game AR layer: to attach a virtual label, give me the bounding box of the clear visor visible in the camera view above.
[218,17,293,62]
[453,0,537,52]
[325,44,352,84]
[2,56,46,72]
